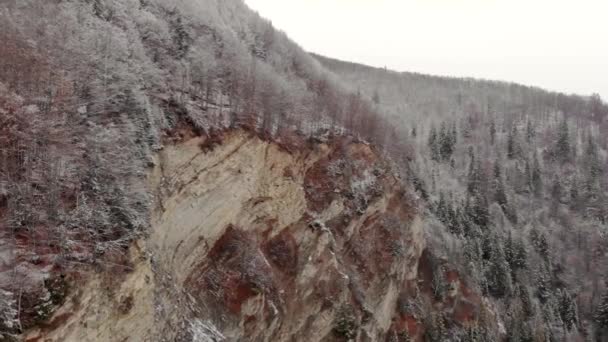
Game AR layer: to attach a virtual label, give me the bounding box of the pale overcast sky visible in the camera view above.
[244,0,608,99]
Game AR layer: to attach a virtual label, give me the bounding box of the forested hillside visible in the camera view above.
[317,55,608,341]
[0,0,403,340]
[1,0,607,341]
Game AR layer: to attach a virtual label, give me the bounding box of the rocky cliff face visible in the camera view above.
[23,130,430,341]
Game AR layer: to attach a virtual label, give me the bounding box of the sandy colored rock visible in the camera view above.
[25,131,428,341]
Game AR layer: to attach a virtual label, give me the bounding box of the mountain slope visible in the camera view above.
[1,0,607,341]
[316,55,608,341]
[23,130,426,341]
[0,0,421,340]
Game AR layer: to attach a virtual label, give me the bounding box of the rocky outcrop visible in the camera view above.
[22,130,442,341]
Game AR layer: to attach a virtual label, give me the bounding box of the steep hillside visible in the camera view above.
[20,129,429,341]
[317,55,608,341]
[1,0,608,341]
[0,1,438,340]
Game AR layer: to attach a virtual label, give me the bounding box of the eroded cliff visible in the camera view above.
[21,130,432,341]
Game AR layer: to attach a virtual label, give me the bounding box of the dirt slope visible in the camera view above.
[24,130,431,341]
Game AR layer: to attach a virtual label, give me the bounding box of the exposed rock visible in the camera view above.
[24,130,429,341]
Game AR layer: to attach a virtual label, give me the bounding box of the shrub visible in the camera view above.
[333,304,357,340]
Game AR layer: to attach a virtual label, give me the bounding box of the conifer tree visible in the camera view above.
[439,122,450,160]
[551,177,563,210]
[506,315,534,342]
[466,158,490,228]
[485,236,513,298]
[526,119,535,143]
[493,161,508,209]
[570,176,581,211]
[530,227,550,261]
[464,323,483,342]
[468,191,490,229]
[512,240,528,270]
[425,312,448,342]
[536,263,552,303]
[505,232,515,266]
[506,233,528,272]
[531,153,543,198]
[172,15,190,58]
[519,284,534,318]
[555,117,571,163]
[90,0,106,19]
[584,135,602,202]
[429,125,440,161]
[596,290,608,331]
[524,159,532,193]
[507,126,516,159]
[467,148,477,195]
[427,121,458,162]
[520,321,533,342]
[558,289,578,331]
[435,192,448,222]
[489,120,496,145]
[506,317,522,342]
